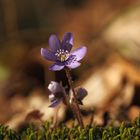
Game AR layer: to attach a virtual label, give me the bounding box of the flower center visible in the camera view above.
[55,49,69,62]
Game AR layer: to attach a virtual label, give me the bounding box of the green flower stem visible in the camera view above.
[65,68,84,128]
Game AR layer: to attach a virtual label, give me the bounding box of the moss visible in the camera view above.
[0,116,140,140]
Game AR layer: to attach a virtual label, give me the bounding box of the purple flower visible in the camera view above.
[48,81,65,107]
[41,32,87,71]
[70,87,88,105]
[48,81,87,107]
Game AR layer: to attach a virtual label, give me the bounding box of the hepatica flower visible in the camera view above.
[48,81,87,107]
[41,32,87,71]
[48,81,65,107]
[75,87,88,105]
[70,87,88,105]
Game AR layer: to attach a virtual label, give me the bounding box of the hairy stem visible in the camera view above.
[62,87,78,123]
[65,68,84,128]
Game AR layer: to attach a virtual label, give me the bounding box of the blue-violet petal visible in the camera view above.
[49,34,61,52]
[66,61,81,69]
[70,46,87,61]
[41,48,57,61]
[49,99,62,107]
[61,32,73,51]
[49,62,65,71]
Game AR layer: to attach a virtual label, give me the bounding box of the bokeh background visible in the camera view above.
[0,0,140,130]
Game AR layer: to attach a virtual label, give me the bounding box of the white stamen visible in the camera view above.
[55,49,70,62]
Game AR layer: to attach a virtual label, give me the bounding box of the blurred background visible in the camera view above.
[0,0,140,130]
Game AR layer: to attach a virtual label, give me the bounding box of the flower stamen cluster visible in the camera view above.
[55,49,69,62]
